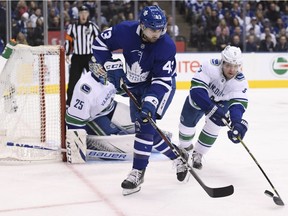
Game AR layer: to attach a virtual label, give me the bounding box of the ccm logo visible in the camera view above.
[66,142,72,163]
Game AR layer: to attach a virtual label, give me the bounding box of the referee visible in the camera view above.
[65,5,100,107]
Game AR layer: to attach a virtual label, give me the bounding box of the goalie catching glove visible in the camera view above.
[227,119,248,143]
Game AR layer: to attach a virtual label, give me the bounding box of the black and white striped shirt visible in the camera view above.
[65,21,100,55]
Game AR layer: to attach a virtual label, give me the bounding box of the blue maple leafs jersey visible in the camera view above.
[92,21,176,99]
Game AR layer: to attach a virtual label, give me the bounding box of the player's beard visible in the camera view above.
[140,28,161,43]
[141,33,159,43]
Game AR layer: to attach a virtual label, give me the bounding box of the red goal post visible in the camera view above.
[0,44,66,162]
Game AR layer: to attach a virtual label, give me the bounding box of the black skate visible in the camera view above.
[192,151,203,170]
[121,168,146,196]
[184,144,194,152]
[174,146,189,182]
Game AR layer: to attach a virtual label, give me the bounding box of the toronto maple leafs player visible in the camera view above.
[178,45,249,171]
[92,5,188,195]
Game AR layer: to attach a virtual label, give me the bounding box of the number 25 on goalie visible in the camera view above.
[74,99,84,110]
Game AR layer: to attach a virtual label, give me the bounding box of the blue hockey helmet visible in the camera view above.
[139,5,167,32]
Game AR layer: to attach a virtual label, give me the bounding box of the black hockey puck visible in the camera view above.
[264,190,274,197]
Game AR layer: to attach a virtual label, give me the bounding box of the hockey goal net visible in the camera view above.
[0,44,66,162]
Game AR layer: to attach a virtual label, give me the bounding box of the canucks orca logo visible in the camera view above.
[272,56,288,76]
[81,84,91,94]
[211,59,221,66]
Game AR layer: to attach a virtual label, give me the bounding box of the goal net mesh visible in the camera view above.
[0,44,65,162]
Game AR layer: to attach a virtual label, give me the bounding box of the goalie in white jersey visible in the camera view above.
[178,45,249,170]
[65,57,135,163]
[65,56,134,136]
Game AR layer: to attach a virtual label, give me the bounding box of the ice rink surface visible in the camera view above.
[0,89,287,216]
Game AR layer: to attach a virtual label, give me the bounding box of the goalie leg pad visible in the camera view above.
[111,101,135,134]
[66,129,87,163]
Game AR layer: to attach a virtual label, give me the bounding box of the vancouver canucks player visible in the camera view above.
[92,5,188,195]
[178,45,249,170]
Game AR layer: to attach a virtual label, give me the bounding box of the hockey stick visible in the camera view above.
[122,83,234,198]
[6,142,131,160]
[222,119,284,206]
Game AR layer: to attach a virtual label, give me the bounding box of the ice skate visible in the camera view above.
[121,168,146,196]
[174,146,189,182]
[192,151,203,170]
[184,144,194,152]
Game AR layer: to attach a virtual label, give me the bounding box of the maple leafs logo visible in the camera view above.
[126,62,149,83]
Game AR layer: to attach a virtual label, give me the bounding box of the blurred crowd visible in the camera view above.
[0,0,154,51]
[178,0,288,52]
[1,0,288,53]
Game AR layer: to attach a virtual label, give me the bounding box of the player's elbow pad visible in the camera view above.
[190,88,213,112]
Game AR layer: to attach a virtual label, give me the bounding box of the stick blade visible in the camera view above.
[264,190,285,206]
[187,168,234,198]
[273,196,285,206]
[205,185,234,198]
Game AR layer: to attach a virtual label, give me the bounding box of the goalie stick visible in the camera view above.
[122,83,234,198]
[6,142,132,161]
[222,119,284,206]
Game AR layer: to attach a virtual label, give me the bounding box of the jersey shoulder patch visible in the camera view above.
[81,84,91,94]
[210,58,221,66]
[235,72,245,81]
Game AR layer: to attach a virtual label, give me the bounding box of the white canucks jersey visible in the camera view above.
[191,59,248,108]
[66,71,117,127]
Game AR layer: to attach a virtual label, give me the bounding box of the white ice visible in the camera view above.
[0,89,287,216]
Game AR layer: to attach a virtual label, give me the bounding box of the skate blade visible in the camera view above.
[122,186,141,196]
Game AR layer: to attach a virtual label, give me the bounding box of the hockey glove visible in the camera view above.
[137,95,158,122]
[228,119,248,143]
[206,104,228,126]
[104,59,126,93]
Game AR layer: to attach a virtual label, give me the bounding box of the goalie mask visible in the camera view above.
[89,56,107,84]
[139,5,167,42]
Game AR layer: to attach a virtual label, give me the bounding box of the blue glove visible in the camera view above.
[228,119,248,143]
[136,96,158,122]
[104,59,126,93]
[206,104,228,126]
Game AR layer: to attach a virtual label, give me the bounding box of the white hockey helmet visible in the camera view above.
[221,45,242,66]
